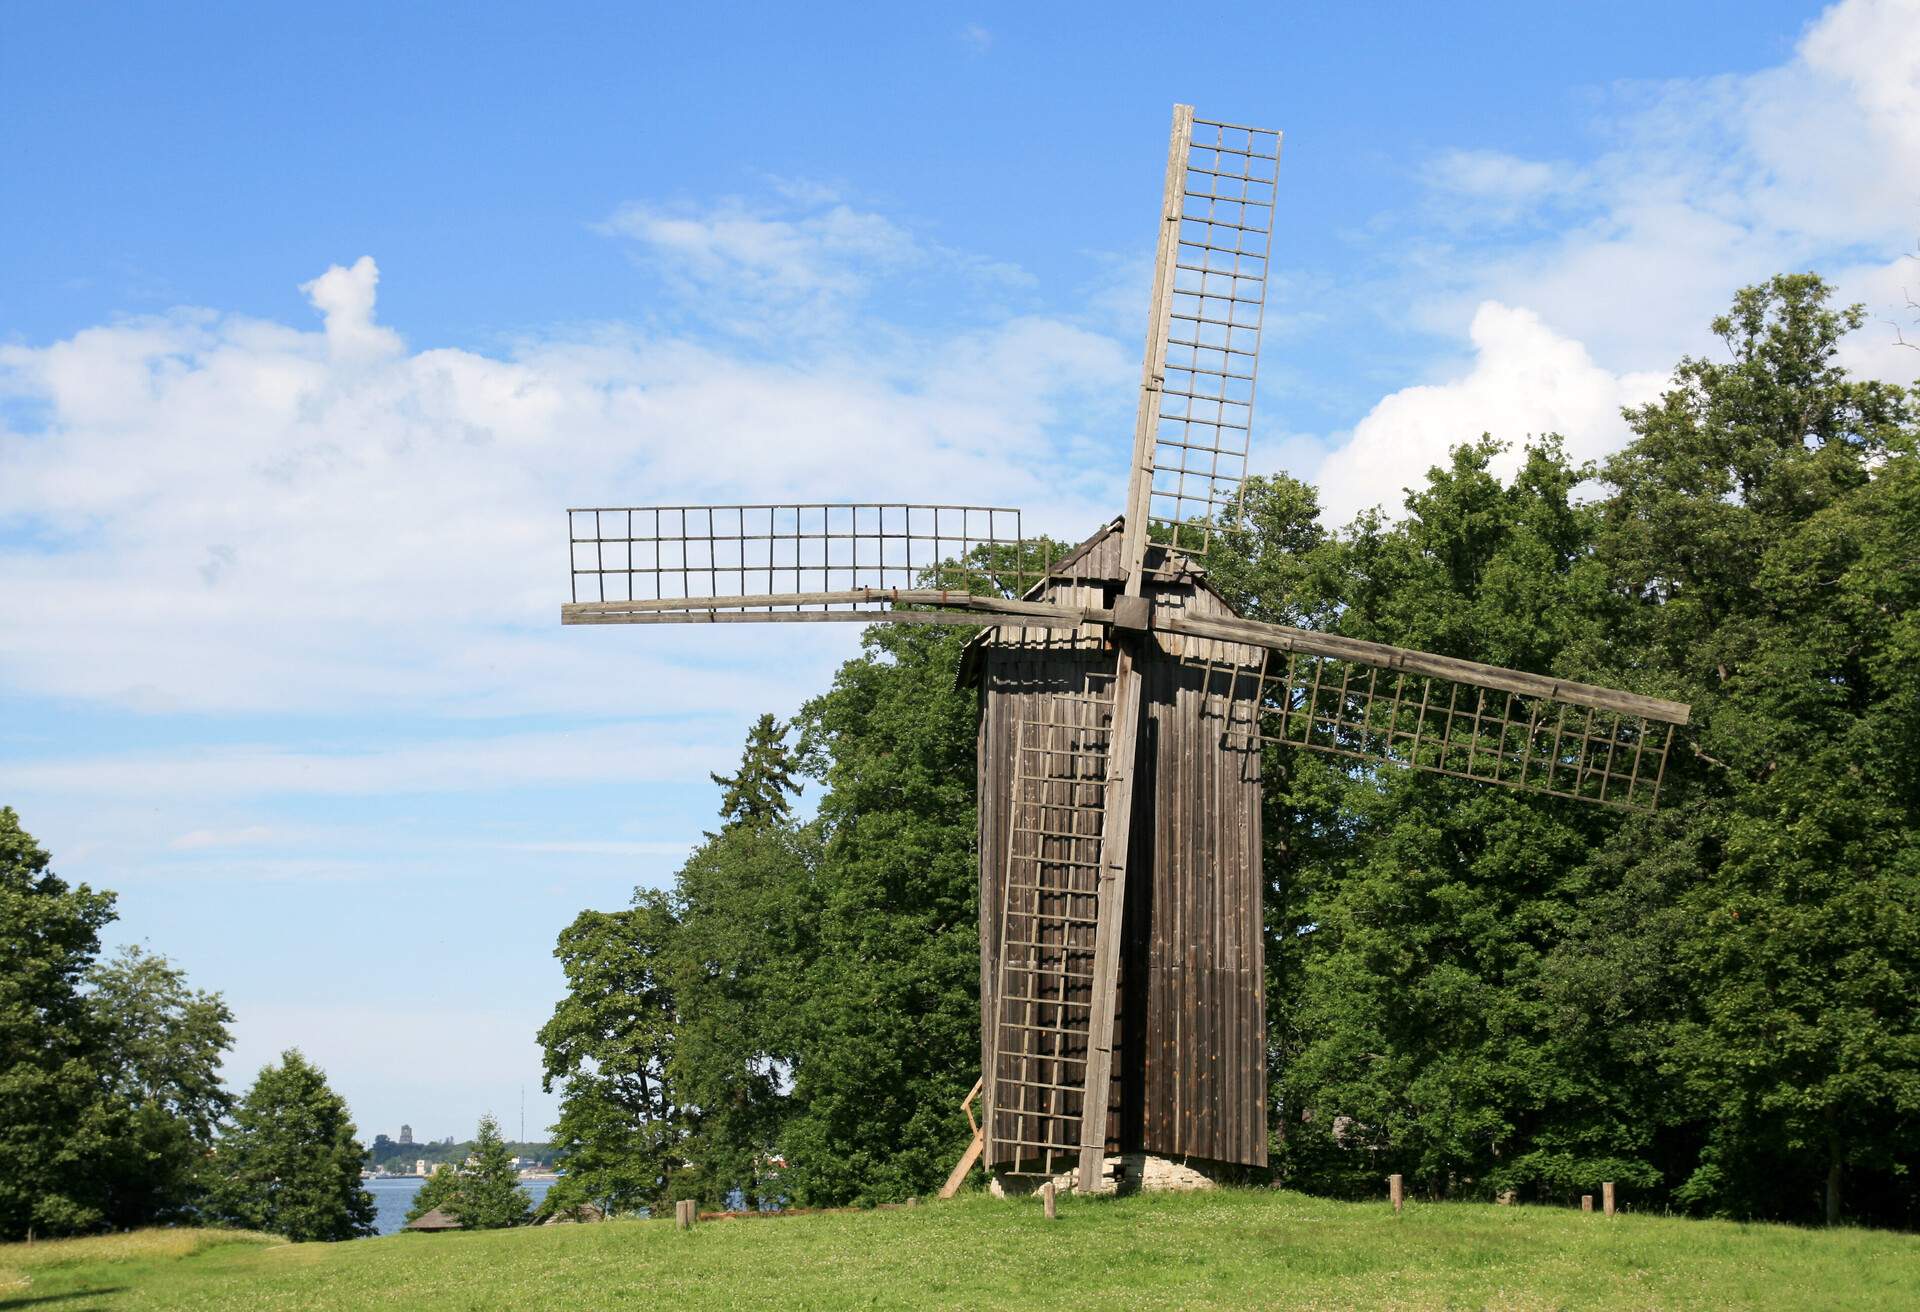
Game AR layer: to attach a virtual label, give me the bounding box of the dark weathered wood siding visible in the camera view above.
[974,528,1268,1169]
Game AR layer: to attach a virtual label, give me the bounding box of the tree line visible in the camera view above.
[541,275,1918,1229]
[1,807,374,1241]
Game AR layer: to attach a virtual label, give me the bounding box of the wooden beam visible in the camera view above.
[568,589,1094,618]
[564,609,1011,629]
[1117,104,1193,597]
[937,1077,985,1200]
[563,590,1107,632]
[1076,642,1144,1191]
[939,1129,984,1200]
[1154,611,1691,725]
[565,583,1691,723]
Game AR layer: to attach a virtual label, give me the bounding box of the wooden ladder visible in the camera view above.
[986,698,1113,1179]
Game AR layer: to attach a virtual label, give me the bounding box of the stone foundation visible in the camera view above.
[990,1153,1224,1197]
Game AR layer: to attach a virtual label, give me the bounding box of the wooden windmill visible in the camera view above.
[561,105,1691,1195]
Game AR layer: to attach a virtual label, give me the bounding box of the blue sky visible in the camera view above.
[3,1,1916,1143]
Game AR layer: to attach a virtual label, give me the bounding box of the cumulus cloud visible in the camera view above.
[1310,0,1920,522]
[1314,303,1665,523]
[0,210,1131,719]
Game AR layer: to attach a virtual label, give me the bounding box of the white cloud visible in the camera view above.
[170,825,277,851]
[1314,0,1920,520]
[298,255,404,361]
[0,204,1130,719]
[1314,302,1665,523]
[507,839,702,857]
[4,721,741,801]
[601,197,919,327]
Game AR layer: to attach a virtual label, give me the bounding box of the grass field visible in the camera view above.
[3,1189,1916,1311]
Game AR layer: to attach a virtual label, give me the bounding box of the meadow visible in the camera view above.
[3,1188,1916,1311]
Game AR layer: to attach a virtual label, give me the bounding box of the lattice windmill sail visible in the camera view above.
[561,105,1691,1195]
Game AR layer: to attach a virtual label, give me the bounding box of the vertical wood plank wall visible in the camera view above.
[975,529,1269,1170]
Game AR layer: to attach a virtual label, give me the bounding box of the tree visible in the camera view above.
[669,718,819,1209]
[454,1114,532,1228]
[401,1162,462,1225]
[405,1114,530,1229]
[1240,275,1919,1229]
[780,624,983,1205]
[1232,444,1650,1204]
[708,713,801,829]
[1597,274,1920,1226]
[539,896,686,1218]
[210,1050,375,1241]
[84,945,234,1229]
[0,806,118,1240]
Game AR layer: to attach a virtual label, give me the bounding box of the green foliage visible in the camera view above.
[668,818,820,1207]
[83,946,234,1230]
[1258,275,1919,1228]
[535,272,1917,1231]
[401,1165,462,1225]
[0,807,119,1240]
[0,809,233,1240]
[405,1115,530,1230]
[780,624,981,1205]
[1597,274,1920,1224]
[708,713,801,829]
[539,896,684,1218]
[208,1050,375,1242]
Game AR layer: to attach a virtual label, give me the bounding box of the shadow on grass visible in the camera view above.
[1,1287,129,1308]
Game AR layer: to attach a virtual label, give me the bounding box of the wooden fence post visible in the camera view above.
[675,1199,695,1229]
[1042,1181,1057,1220]
[1603,1182,1615,1217]
[1581,1194,1593,1214]
[1389,1174,1404,1214]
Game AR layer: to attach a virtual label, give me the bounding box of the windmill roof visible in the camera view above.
[953,516,1241,689]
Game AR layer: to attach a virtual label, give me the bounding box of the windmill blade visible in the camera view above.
[1157,609,1690,812]
[561,503,1077,626]
[1074,104,1284,1192]
[1120,107,1283,582]
[988,683,1116,1181]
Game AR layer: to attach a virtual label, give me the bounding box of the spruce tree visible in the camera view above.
[708,713,800,828]
[454,1114,532,1228]
[401,1161,462,1224]
[210,1050,375,1240]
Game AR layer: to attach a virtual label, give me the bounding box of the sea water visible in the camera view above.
[364,1176,556,1237]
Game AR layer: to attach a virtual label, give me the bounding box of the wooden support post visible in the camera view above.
[1389,1174,1404,1213]
[1581,1194,1593,1214]
[1603,1181,1616,1217]
[939,1078,986,1200]
[1042,1181,1057,1221]
[1076,645,1144,1192]
[675,1199,695,1229]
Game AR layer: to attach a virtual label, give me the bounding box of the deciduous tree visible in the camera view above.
[210,1050,375,1241]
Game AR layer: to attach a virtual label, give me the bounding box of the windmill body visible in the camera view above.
[560,104,1690,1196]
[968,524,1269,1184]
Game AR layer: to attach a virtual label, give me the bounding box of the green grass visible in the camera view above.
[4,1190,1916,1311]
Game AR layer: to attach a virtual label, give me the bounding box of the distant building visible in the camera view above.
[415,1158,428,1177]
[398,1124,414,1146]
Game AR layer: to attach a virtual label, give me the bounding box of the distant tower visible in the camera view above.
[398,1123,413,1146]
